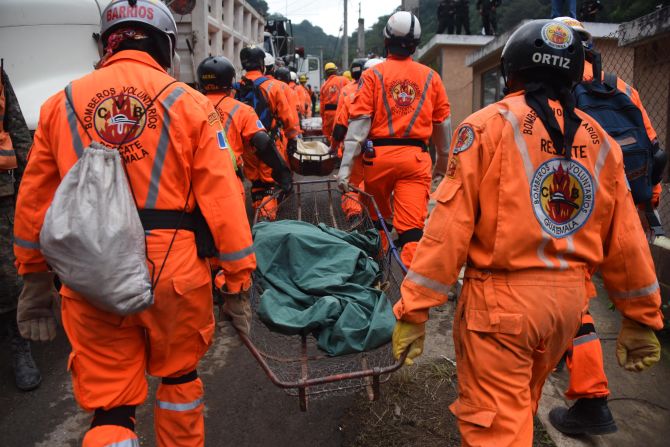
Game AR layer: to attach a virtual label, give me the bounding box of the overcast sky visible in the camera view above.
[265,0,401,37]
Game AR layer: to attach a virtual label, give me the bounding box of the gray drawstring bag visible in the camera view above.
[40,142,153,315]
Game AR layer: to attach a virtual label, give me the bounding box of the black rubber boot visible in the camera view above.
[549,397,618,435]
[8,318,42,391]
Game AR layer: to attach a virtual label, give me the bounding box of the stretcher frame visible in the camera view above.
[236,179,408,411]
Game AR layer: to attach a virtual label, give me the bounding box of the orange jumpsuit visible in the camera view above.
[349,56,450,266]
[334,81,364,218]
[299,83,313,118]
[0,73,18,170]
[320,74,350,144]
[13,50,256,447]
[394,91,663,447]
[563,62,664,402]
[242,70,299,218]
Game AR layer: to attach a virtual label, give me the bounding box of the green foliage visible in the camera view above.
[247,0,269,17]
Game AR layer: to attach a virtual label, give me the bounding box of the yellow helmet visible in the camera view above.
[324,62,338,73]
[299,74,308,83]
[342,70,352,81]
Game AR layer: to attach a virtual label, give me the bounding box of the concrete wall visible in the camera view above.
[175,0,265,84]
[440,45,482,127]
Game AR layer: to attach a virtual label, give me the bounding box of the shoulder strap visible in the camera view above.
[253,76,268,87]
[603,72,617,90]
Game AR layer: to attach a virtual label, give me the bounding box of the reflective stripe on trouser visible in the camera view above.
[564,312,609,400]
[341,156,365,219]
[450,268,584,447]
[61,234,214,446]
[83,426,139,447]
[155,378,205,447]
[362,146,431,234]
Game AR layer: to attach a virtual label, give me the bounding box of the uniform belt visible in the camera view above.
[464,266,586,283]
[371,138,428,151]
[323,104,338,111]
[138,209,197,232]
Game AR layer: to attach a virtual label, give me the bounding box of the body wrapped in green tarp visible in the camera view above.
[253,220,395,356]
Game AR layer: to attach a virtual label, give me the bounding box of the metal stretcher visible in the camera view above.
[235,179,408,411]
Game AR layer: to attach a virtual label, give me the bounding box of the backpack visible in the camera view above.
[574,73,654,205]
[235,76,275,133]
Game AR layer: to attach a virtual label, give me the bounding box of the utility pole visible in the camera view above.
[357,2,364,58]
[343,0,348,70]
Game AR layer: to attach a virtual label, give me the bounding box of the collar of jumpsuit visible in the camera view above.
[98,49,167,73]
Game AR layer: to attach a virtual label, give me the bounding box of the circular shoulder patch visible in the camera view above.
[530,158,595,238]
[453,125,475,155]
[541,22,574,50]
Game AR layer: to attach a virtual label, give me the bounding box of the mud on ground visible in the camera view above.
[340,358,556,447]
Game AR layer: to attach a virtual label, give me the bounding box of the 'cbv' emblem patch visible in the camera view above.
[531,158,594,238]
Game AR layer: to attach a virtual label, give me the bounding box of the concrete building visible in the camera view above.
[416,34,493,129]
[174,0,266,84]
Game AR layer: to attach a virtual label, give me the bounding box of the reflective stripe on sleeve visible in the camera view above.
[156,397,203,412]
[405,269,452,296]
[145,87,185,209]
[217,244,254,262]
[64,83,85,159]
[573,332,598,347]
[609,281,659,299]
[403,71,433,137]
[0,149,16,156]
[14,236,40,250]
[593,137,611,189]
[104,438,140,447]
[372,68,395,136]
[223,104,240,133]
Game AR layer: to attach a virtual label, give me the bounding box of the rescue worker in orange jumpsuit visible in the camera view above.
[299,74,314,118]
[546,16,668,436]
[289,71,307,120]
[13,1,256,446]
[331,59,367,220]
[337,12,452,267]
[196,55,292,208]
[275,67,302,124]
[238,47,300,217]
[320,62,350,146]
[391,20,663,447]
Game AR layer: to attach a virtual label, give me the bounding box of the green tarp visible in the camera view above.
[253,220,396,356]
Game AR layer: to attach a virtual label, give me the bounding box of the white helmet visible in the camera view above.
[383,11,421,56]
[101,0,177,56]
[363,58,384,70]
[264,52,275,67]
[290,71,297,82]
[554,16,593,48]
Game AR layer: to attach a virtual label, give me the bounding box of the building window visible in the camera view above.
[481,67,504,107]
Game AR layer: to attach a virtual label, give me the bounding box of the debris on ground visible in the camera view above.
[340,358,556,447]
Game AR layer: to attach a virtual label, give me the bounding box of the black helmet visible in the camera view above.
[240,46,266,71]
[197,56,235,92]
[501,19,584,86]
[350,60,365,81]
[275,67,291,83]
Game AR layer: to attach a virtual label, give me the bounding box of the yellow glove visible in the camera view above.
[392,320,425,366]
[616,318,661,372]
